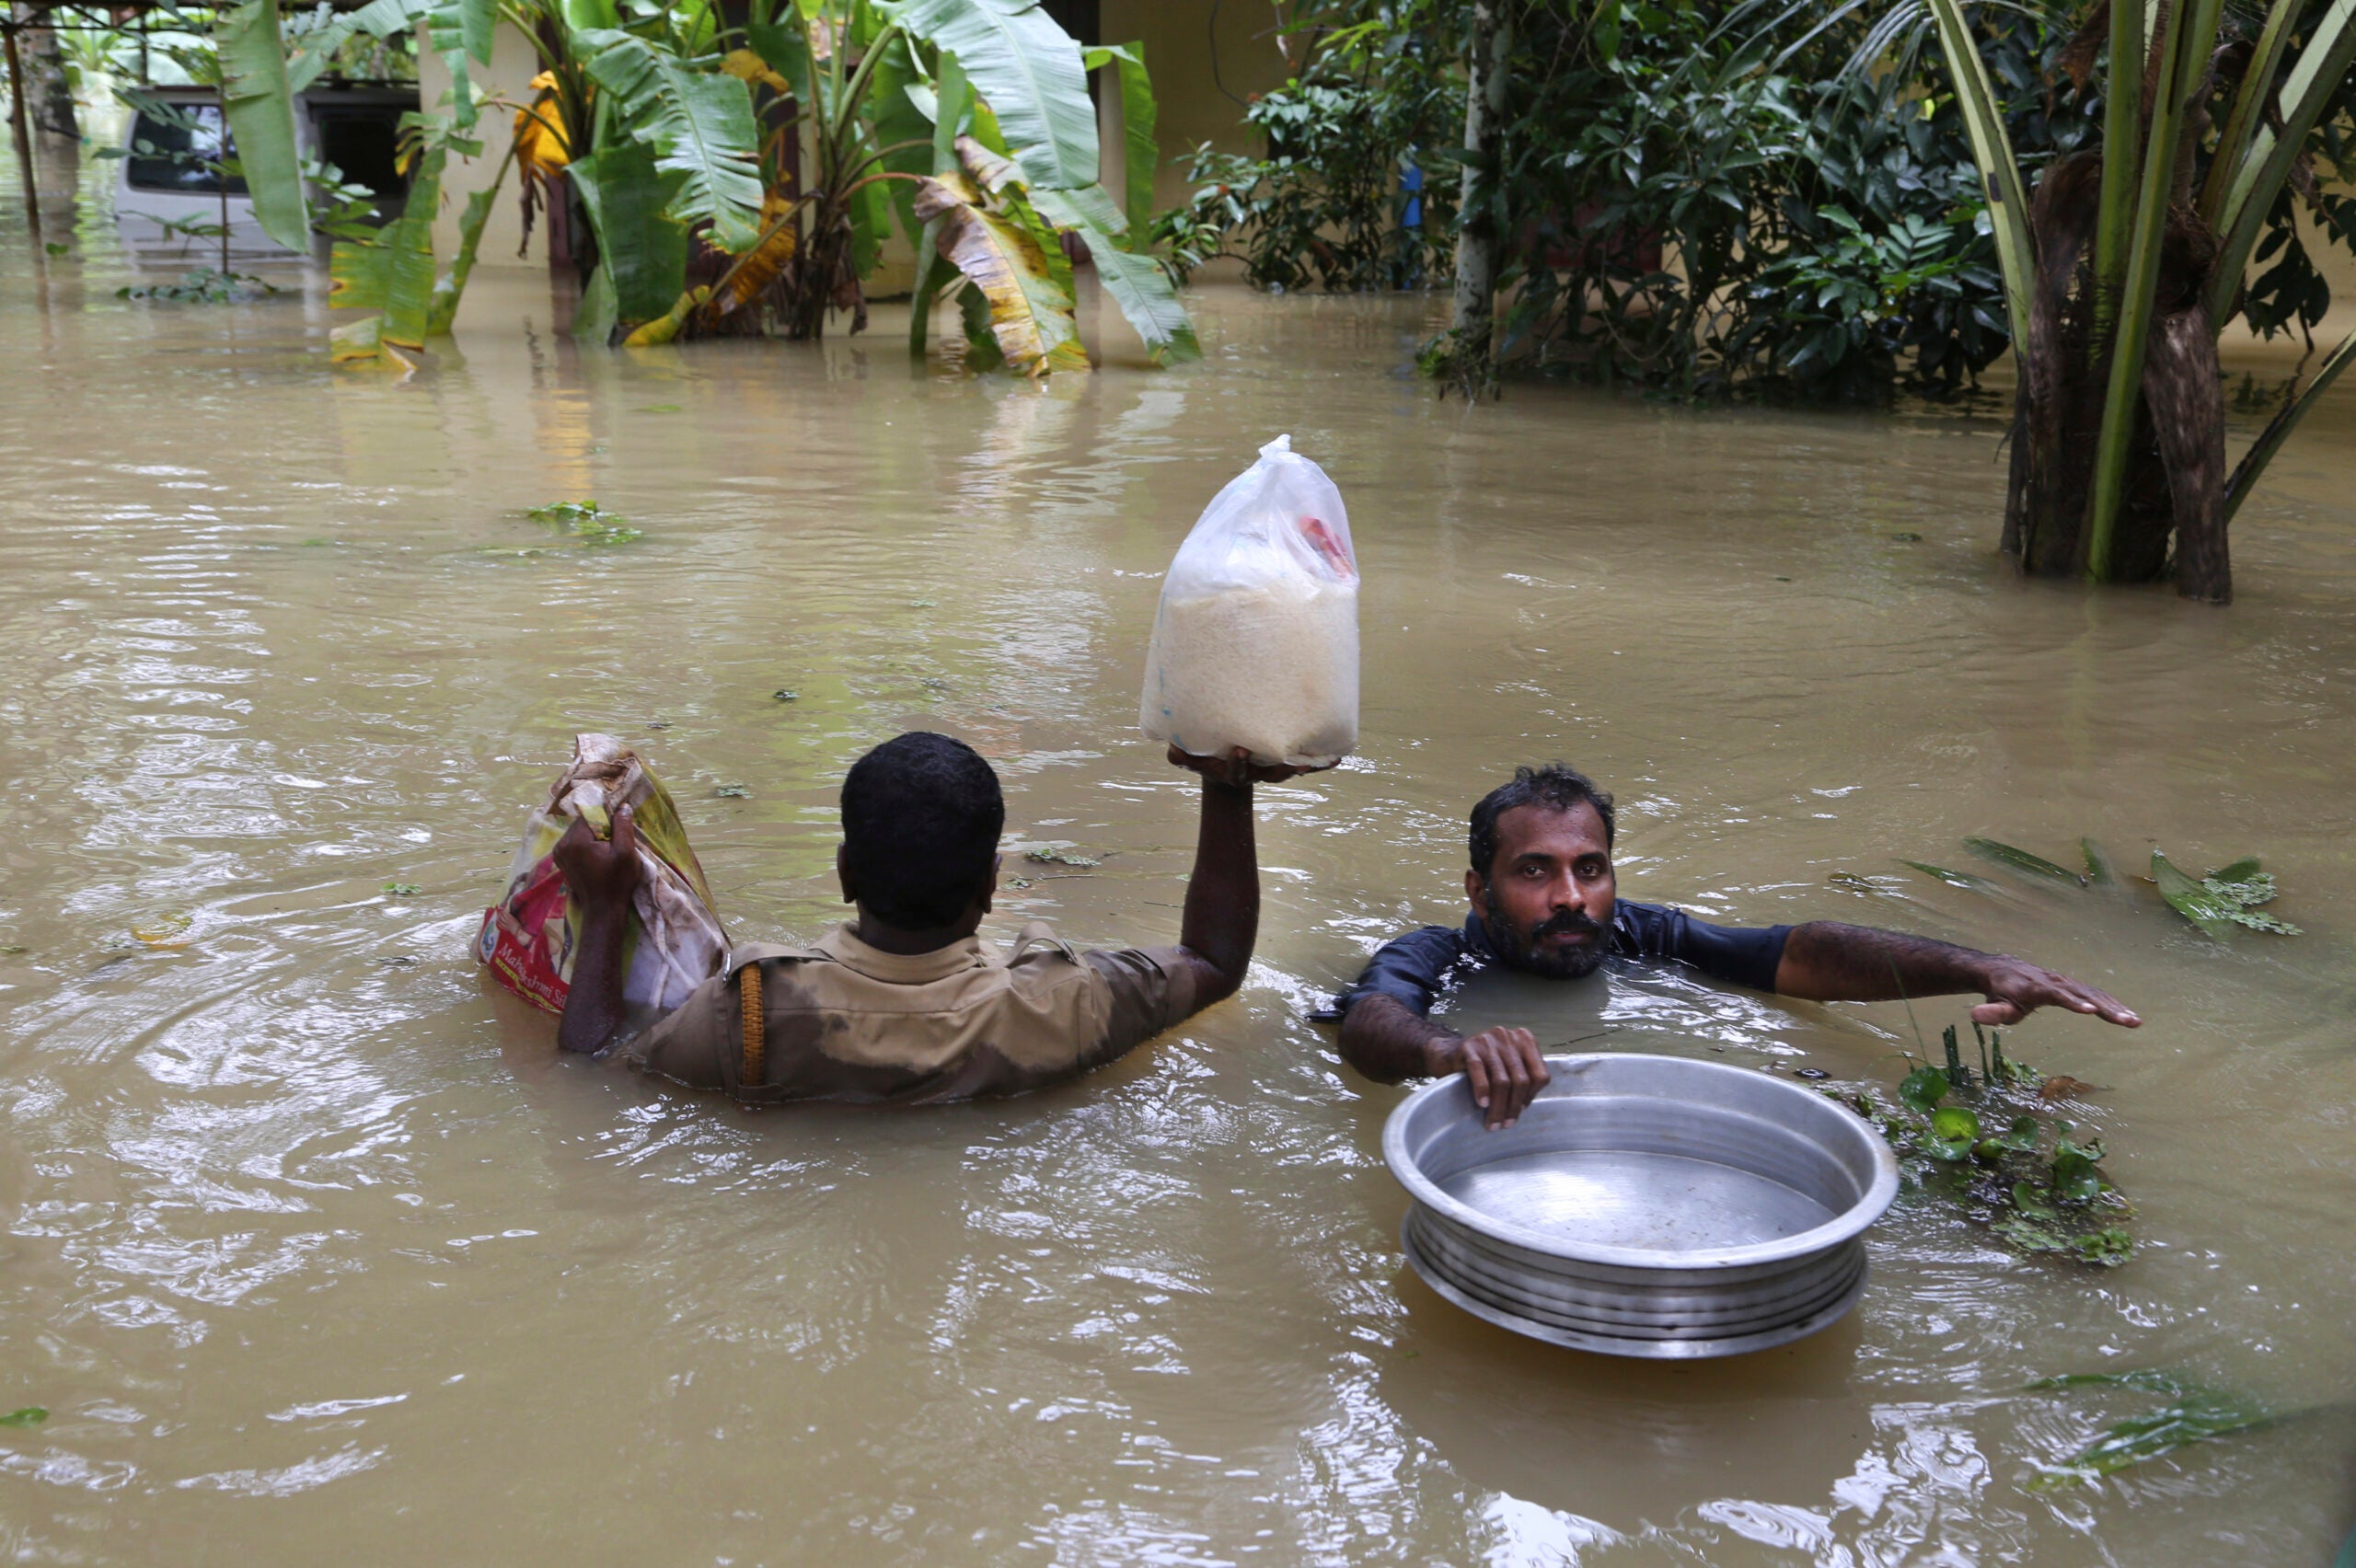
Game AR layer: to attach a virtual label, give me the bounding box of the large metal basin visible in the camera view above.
[1383,1053,1900,1358]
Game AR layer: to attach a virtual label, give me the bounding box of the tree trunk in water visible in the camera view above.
[2003,152,2227,599]
[10,6,74,139]
[1445,0,1509,379]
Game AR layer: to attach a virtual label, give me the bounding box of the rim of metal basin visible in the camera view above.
[1381,1053,1900,1273]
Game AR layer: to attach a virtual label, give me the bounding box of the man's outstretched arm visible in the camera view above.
[552,804,646,1055]
[1165,745,1335,1009]
[1337,996,1549,1130]
[1773,921,2141,1027]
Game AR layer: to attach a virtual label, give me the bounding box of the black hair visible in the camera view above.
[840,732,1006,928]
[1469,764,1616,880]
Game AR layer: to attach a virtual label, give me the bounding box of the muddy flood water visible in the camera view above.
[4,211,2356,1564]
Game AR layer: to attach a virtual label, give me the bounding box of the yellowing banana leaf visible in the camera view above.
[623,285,711,345]
[721,49,791,94]
[329,148,441,356]
[1081,40,1156,238]
[914,172,1084,375]
[954,133,1022,195]
[329,314,384,361]
[709,190,800,321]
[581,29,765,252]
[216,0,308,250]
[887,0,1099,190]
[514,77,572,179]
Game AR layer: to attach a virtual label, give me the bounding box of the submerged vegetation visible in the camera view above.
[1832,1022,2135,1266]
[1874,836,2301,939]
[2027,1370,2345,1489]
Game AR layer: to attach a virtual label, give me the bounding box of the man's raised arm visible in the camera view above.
[1773,921,2141,1027]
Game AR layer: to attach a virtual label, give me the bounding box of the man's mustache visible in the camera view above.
[1530,910,1604,940]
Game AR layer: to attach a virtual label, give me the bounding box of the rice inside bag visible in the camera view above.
[1139,434,1360,767]
[474,733,727,1013]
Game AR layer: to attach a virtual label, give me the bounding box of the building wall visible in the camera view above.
[1098,0,1288,214]
[417,24,544,271]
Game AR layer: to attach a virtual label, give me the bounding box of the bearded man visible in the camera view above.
[1334,765,2141,1129]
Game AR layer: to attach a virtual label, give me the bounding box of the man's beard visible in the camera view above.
[1484,891,1609,979]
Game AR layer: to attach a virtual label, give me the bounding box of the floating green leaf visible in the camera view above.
[382,882,422,896]
[2152,850,2301,937]
[0,1408,47,1428]
[1899,859,1997,892]
[1964,837,2086,886]
[1023,848,1099,869]
[715,784,751,798]
[1898,1064,1948,1112]
[2081,838,2115,885]
[2027,1373,2284,1489]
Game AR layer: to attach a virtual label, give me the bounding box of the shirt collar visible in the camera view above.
[815,922,997,985]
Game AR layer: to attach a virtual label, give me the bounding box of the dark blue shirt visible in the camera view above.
[1331,905,1791,1020]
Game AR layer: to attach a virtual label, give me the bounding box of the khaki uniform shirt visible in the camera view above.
[622,920,1197,1104]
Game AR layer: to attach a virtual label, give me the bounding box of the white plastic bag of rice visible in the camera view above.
[1139,434,1359,767]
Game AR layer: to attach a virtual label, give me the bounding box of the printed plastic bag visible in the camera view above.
[1139,434,1360,767]
[474,733,727,1014]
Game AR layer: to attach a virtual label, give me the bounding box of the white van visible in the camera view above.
[113,82,419,261]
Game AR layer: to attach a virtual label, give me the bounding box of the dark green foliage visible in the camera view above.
[1831,1030,2134,1266]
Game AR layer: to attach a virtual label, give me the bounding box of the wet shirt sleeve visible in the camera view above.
[1080,946,1198,1064]
[1331,925,1472,1020]
[1612,902,1790,993]
[614,972,731,1090]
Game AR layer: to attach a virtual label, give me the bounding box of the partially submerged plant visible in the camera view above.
[1829,1022,2133,1266]
[525,501,642,547]
[2025,1370,2331,1490]
[2150,851,2301,937]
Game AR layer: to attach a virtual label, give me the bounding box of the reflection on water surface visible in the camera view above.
[2,233,2353,1563]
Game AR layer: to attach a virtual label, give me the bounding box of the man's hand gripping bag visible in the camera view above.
[1139,434,1360,767]
[474,733,727,1014]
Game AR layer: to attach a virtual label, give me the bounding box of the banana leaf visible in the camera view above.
[423,0,488,130]
[581,29,765,251]
[573,261,618,342]
[1030,186,1198,364]
[428,169,504,335]
[1082,40,1156,237]
[908,54,971,355]
[568,145,690,328]
[865,30,936,248]
[288,0,433,92]
[329,146,442,355]
[623,284,711,345]
[1963,837,2086,886]
[885,0,1098,190]
[913,170,1085,375]
[216,0,308,250]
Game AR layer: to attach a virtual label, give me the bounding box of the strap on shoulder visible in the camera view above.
[1007,919,1084,965]
[727,941,825,1088]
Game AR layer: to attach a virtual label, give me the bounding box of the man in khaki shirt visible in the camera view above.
[549,732,1319,1104]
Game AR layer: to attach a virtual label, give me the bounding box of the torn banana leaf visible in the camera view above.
[216,0,308,249]
[1964,837,2086,886]
[2151,851,2302,937]
[914,172,1087,375]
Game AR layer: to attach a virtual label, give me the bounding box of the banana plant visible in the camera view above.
[1914,0,2356,603]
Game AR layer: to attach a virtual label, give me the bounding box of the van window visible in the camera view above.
[125,102,248,195]
[310,106,409,217]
